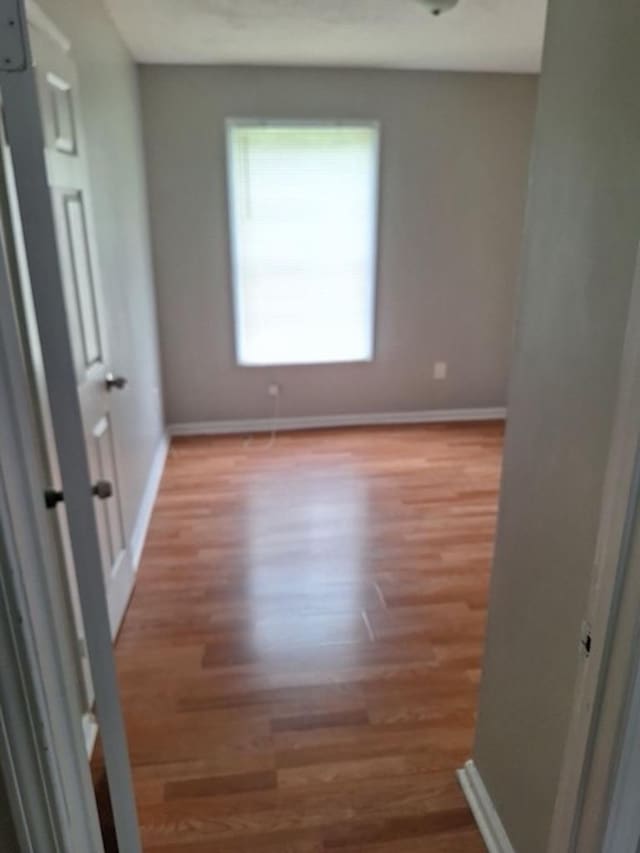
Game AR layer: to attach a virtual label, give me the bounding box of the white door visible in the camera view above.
[28,23,134,640]
[2,7,142,850]
[0,108,98,750]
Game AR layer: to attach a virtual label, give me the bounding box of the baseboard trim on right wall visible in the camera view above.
[457,760,516,853]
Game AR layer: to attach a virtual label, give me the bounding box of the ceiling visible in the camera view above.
[103,0,548,73]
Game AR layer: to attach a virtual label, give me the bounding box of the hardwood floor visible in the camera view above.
[104,423,504,851]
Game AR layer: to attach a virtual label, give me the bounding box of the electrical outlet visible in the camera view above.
[433,362,447,381]
[268,383,280,397]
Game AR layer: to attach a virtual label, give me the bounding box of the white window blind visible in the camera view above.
[227,122,379,366]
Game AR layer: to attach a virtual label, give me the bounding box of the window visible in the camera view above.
[226,122,380,366]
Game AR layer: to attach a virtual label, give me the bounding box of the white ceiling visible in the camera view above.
[103,0,547,73]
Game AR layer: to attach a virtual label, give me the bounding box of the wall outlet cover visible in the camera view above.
[434,362,447,380]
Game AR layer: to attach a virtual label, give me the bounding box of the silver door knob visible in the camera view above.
[105,373,127,391]
[92,480,113,500]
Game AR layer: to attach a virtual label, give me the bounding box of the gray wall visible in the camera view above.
[474,0,640,850]
[38,0,164,538]
[139,66,537,426]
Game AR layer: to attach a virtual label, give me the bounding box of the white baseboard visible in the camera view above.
[83,712,98,758]
[457,760,515,853]
[129,432,169,570]
[168,407,506,437]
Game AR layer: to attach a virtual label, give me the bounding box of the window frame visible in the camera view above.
[224,118,382,368]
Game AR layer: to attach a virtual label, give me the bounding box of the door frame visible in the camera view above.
[0,1,141,851]
[548,240,640,851]
[599,613,640,852]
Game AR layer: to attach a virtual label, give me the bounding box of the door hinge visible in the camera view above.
[580,621,593,659]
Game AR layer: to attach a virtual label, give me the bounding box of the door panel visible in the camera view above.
[46,71,77,154]
[92,414,127,582]
[62,191,102,369]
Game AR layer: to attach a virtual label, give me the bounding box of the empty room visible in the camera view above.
[3,0,640,852]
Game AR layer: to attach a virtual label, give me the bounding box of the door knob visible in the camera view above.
[105,373,127,391]
[92,480,113,500]
[44,488,64,509]
[45,482,113,506]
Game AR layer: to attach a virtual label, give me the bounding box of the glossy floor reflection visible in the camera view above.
[108,423,503,851]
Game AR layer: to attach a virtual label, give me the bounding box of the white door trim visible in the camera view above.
[600,635,640,853]
[548,240,640,851]
[0,3,142,850]
[457,761,515,853]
